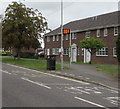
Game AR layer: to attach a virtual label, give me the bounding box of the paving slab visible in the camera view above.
[54,63,119,90]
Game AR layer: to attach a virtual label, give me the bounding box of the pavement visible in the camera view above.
[48,62,119,91]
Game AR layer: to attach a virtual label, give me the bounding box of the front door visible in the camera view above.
[84,49,91,63]
[71,44,77,62]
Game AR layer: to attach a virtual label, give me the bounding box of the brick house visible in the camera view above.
[44,11,120,65]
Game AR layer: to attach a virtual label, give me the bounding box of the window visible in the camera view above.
[82,48,84,56]
[66,34,69,40]
[52,48,59,55]
[56,48,59,55]
[47,49,50,55]
[96,47,108,56]
[56,35,59,41]
[96,30,100,37]
[85,32,90,38]
[66,48,69,55]
[71,33,77,39]
[113,47,117,57]
[44,49,47,55]
[114,27,118,36]
[78,48,80,56]
[52,48,55,55]
[64,48,69,55]
[104,28,108,36]
[47,37,50,42]
[53,35,55,41]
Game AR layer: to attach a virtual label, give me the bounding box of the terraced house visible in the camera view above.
[44,11,120,65]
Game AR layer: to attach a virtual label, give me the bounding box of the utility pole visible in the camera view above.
[61,0,63,70]
[69,31,72,67]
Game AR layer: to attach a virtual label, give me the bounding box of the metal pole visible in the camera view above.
[69,31,71,67]
[61,0,63,70]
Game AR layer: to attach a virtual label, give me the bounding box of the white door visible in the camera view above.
[84,49,91,63]
[71,48,77,62]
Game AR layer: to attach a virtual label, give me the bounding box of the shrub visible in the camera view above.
[20,52,37,59]
[0,51,11,56]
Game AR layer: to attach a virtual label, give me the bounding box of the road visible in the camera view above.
[2,63,119,108]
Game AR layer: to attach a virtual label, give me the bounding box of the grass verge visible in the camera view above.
[95,64,119,77]
[64,60,118,77]
[2,57,68,71]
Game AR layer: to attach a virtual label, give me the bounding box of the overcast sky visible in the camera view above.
[1,0,120,30]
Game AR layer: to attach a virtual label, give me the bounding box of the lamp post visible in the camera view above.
[69,31,72,67]
[61,0,63,70]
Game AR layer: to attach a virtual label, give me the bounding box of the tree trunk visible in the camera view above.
[17,49,21,59]
[89,53,92,64]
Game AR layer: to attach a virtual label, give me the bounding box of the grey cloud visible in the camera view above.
[1,1,118,30]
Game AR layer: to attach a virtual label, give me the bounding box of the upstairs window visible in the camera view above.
[66,34,69,40]
[56,35,59,41]
[71,33,77,39]
[53,36,55,41]
[114,27,118,36]
[104,28,108,36]
[47,37,50,42]
[85,31,90,38]
[96,47,108,56]
[96,29,100,37]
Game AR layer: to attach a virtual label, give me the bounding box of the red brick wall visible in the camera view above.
[91,27,118,64]
[44,26,119,65]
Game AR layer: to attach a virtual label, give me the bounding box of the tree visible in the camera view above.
[116,33,120,63]
[0,23,1,49]
[80,37,105,64]
[2,2,48,58]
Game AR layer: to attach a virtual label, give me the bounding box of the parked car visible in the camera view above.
[38,51,44,57]
[35,51,44,58]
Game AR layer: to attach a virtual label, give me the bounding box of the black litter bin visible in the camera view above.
[47,55,56,70]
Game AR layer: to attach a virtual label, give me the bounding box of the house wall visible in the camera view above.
[44,26,119,65]
[91,27,119,64]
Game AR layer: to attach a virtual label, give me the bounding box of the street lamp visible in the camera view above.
[61,0,63,70]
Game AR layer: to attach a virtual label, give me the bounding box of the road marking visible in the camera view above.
[104,97,119,106]
[74,88,90,94]
[0,70,11,75]
[75,97,109,109]
[5,63,89,84]
[21,77,51,89]
[66,87,90,94]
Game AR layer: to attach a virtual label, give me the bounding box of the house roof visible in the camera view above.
[45,11,120,36]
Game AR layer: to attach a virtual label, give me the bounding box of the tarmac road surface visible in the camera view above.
[2,63,119,108]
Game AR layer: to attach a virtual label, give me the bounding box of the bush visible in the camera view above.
[0,51,11,56]
[20,52,37,59]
